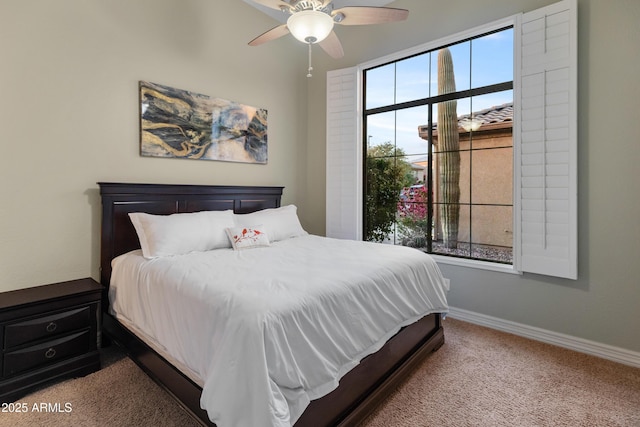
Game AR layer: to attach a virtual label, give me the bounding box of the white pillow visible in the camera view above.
[234,205,307,242]
[129,210,235,259]
[226,225,270,250]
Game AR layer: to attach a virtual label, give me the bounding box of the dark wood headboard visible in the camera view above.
[98,182,284,292]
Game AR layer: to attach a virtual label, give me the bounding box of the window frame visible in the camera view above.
[361,17,520,274]
[362,27,515,267]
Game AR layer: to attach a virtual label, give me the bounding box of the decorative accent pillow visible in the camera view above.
[129,210,235,259]
[233,205,307,242]
[226,226,270,250]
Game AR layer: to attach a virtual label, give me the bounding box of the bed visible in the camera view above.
[99,182,448,427]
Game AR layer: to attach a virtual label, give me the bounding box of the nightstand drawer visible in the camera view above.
[4,306,90,349]
[3,330,90,377]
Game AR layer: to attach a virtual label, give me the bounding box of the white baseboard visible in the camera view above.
[446,307,640,369]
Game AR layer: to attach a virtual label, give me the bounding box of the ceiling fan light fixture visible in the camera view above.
[287,10,334,44]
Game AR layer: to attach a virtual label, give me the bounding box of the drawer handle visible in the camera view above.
[44,347,57,359]
[46,322,58,333]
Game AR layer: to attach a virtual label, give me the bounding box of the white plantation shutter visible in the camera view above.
[326,67,362,239]
[515,0,577,278]
[325,0,577,279]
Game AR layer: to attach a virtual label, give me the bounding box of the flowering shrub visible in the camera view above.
[398,185,427,219]
[397,185,430,248]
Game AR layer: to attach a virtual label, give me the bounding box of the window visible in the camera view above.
[364,28,514,265]
[327,0,577,279]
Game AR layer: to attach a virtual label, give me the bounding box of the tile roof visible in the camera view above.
[419,102,513,134]
[459,102,513,126]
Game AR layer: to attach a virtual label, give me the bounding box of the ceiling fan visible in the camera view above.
[248,0,409,77]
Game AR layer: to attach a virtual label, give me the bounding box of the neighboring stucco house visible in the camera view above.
[418,103,513,248]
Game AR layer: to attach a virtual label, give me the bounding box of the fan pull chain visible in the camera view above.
[307,42,313,78]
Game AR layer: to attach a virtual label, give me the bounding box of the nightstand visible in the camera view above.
[0,278,102,403]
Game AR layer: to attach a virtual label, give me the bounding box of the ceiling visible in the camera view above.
[243,0,394,23]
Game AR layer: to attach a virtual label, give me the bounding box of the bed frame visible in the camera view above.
[98,182,445,427]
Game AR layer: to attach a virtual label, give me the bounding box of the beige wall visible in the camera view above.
[305,0,640,354]
[0,0,308,291]
[455,128,514,248]
[423,125,514,248]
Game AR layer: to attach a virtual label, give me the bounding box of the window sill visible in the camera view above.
[430,254,522,275]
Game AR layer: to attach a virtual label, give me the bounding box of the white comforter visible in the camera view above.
[110,235,449,427]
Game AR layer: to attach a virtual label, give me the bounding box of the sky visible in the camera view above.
[365,27,514,158]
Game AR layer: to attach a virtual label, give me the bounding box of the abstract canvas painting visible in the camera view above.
[139,81,268,164]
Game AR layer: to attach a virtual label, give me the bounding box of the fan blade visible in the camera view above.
[333,7,409,26]
[318,31,344,59]
[248,24,290,46]
[251,0,291,11]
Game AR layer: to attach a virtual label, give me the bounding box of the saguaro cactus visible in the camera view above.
[437,48,460,249]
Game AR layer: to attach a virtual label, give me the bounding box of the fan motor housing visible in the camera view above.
[290,0,332,13]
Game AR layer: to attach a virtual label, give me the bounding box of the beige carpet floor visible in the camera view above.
[3,318,639,427]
